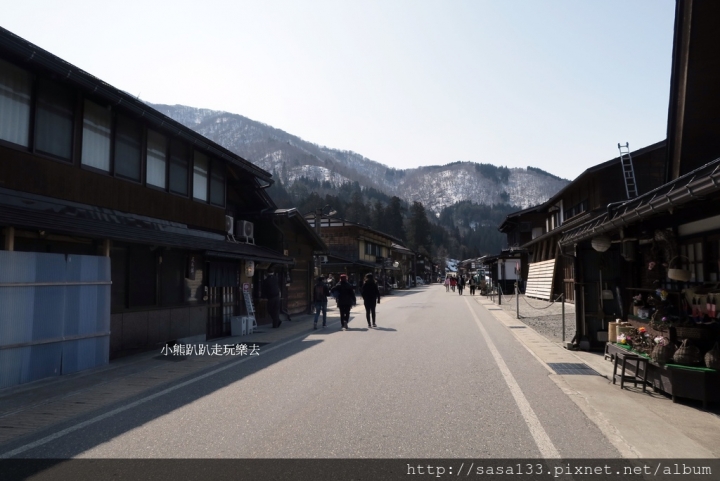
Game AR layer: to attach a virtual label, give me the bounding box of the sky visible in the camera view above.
[2,0,676,180]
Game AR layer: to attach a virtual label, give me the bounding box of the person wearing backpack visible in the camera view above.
[361,273,381,328]
[312,276,330,330]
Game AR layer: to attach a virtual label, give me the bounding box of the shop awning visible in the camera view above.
[0,188,291,264]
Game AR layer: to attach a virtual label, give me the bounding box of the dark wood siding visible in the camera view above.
[0,145,225,231]
[679,1,720,175]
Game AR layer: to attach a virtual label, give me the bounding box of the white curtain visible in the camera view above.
[81,99,111,171]
[193,151,208,201]
[146,130,167,188]
[0,59,32,147]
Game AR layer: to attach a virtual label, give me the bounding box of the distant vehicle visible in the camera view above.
[415,276,424,286]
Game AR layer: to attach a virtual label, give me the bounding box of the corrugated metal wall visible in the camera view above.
[0,251,110,389]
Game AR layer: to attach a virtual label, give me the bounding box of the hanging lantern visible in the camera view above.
[591,235,611,252]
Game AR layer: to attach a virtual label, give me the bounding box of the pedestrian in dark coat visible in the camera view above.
[312,276,330,329]
[361,273,381,328]
[331,274,356,331]
[458,276,465,295]
[262,269,282,328]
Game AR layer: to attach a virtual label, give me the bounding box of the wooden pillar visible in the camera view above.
[4,226,14,251]
[102,239,111,257]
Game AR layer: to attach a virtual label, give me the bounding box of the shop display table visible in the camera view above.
[606,343,720,409]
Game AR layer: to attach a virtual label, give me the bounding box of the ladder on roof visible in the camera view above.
[618,142,638,199]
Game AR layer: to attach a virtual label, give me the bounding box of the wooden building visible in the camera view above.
[305,214,406,291]
[498,141,667,303]
[252,208,327,321]
[558,0,720,362]
[0,26,291,386]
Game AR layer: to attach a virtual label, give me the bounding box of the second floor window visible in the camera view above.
[0,58,32,147]
[81,99,111,171]
[114,114,142,181]
[35,78,74,160]
[146,130,167,188]
[169,140,189,196]
[193,151,209,201]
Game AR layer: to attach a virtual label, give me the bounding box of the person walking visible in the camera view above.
[458,275,465,295]
[312,276,330,329]
[444,276,450,292]
[450,276,457,292]
[261,269,282,328]
[469,276,477,296]
[361,273,381,328]
[331,274,356,331]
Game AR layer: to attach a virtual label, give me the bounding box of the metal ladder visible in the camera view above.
[618,142,638,199]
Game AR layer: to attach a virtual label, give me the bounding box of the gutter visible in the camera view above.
[561,158,720,246]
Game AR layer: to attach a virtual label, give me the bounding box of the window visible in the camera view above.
[210,159,225,206]
[708,237,720,282]
[146,129,167,188]
[193,151,208,201]
[114,114,142,181]
[680,241,704,282]
[169,139,189,195]
[0,59,32,147]
[81,99,111,171]
[35,78,74,160]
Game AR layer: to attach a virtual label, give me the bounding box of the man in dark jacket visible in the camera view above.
[361,273,381,328]
[458,275,465,296]
[312,276,330,330]
[331,274,356,331]
[262,269,282,328]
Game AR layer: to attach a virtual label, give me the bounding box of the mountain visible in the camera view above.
[148,103,569,212]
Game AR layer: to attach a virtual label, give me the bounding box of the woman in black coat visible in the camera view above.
[361,273,381,328]
[331,274,356,331]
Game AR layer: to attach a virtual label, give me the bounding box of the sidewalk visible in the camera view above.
[0,308,336,453]
[474,295,720,458]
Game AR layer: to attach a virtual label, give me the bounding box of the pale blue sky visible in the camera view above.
[3,0,675,179]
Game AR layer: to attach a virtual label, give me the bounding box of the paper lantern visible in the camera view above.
[591,235,611,252]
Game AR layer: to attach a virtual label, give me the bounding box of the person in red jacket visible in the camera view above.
[450,276,457,292]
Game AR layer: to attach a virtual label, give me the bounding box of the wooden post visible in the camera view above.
[4,226,14,251]
[103,239,111,257]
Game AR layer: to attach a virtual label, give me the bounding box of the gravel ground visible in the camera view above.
[491,293,576,345]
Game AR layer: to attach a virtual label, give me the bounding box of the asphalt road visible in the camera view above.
[7,286,620,459]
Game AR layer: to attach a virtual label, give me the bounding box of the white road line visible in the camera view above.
[464,297,560,459]
[0,333,307,459]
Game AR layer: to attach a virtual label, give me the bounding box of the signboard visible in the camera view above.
[186,255,196,280]
[243,282,250,292]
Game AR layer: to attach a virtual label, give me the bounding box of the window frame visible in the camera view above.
[145,128,169,191]
[33,76,75,162]
[113,113,144,183]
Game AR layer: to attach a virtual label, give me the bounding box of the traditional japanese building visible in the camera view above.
[0,27,292,387]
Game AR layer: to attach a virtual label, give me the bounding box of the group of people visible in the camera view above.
[443,275,478,296]
[312,273,381,331]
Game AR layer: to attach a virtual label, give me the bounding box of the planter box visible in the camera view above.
[606,343,720,409]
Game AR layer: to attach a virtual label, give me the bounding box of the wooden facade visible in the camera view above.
[498,141,667,304]
[305,214,411,290]
[0,26,291,369]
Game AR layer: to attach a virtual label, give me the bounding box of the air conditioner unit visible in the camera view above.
[235,220,254,241]
[225,215,234,235]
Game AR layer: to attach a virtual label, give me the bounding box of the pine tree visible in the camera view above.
[407,201,431,252]
[385,196,406,241]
